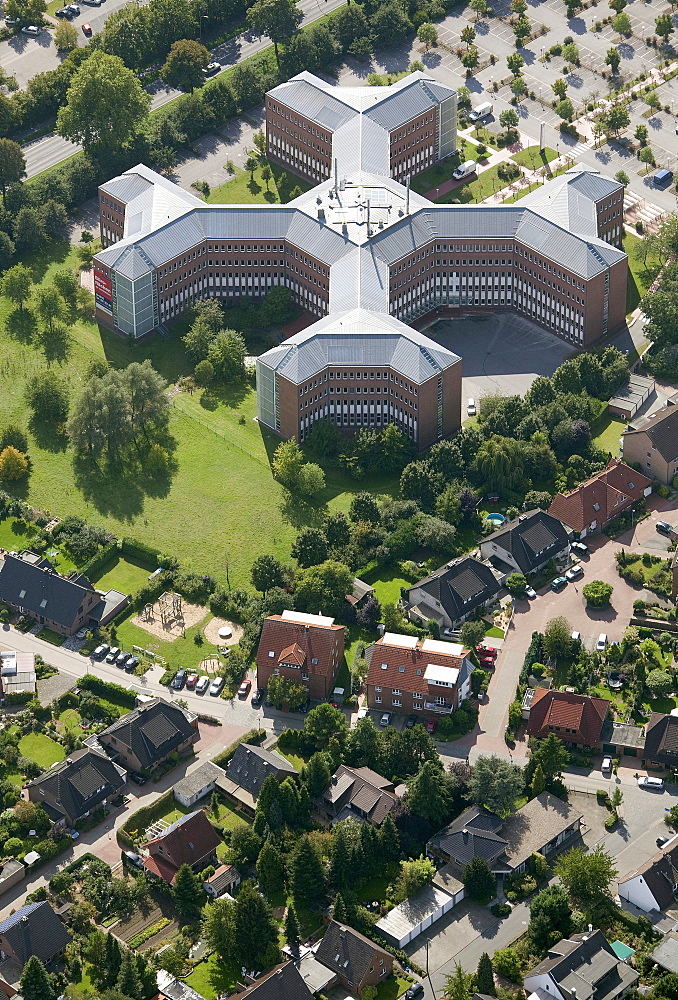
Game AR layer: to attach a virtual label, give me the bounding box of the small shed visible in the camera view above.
[173,761,223,808]
[608,374,655,420]
[203,864,240,898]
[375,883,459,948]
[346,578,375,607]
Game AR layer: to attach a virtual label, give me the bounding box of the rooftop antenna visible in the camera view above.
[406,176,410,216]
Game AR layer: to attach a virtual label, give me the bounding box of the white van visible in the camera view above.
[453,159,477,180]
[468,101,492,122]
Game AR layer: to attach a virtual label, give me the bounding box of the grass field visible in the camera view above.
[362,564,412,605]
[592,414,625,457]
[18,732,65,769]
[185,954,240,999]
[409,140,485,194]
[205,163,311,205]
[114,609,221,670]
[510,146,558,169]
[90,555,155,595]
[438,162,523,204]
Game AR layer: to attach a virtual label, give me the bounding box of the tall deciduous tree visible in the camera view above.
[202,897,236,960]
[1,263,31,310]
[467,755,524,816]
[161,39,210,92]
[441,964,474,1000]
[247,0,302,64]
[57,51,151,155]
[553,845,618,911]
[25,371,69,424]
[543,616,573,660]
[0,139,25,205]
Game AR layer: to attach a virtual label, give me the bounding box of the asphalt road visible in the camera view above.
[17,0,347,179]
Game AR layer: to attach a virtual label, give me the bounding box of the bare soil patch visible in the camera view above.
[131,595,209,642]
[203,616,243,647]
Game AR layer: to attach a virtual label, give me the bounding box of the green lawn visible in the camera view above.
[623,232,662,315]
[90,555,155,596]
[205,162,311,205]
[510,146,558,170]
[57,708,84,734]
[362,564,413,606]
[185,953,241,1000]
[376,975,413,1000]
[0,768,24,787]
[592,414,625,457]
[18,732,65,769]
[438,162,523,204]
[210,799,251,830]
[409,139,485,194]
[485,626,504,639]
[36,627,66,646]
[115,609,224,670]
[0,519,40,551]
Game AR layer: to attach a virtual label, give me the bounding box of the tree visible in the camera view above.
[173,863,204,920]
[203,896,236,960]
[236,883,280,968]
[251,554,286,592]
[0,446,28,482]
[407,760,451,825]
[285,903,301,947]
[2,263,31,309]
[635,123,649,145]
[305,418,340,458]
[0,139,25,205]
[562,41,579,62]
[35,286,65,334]
[291,836,326,908]
[467,755,524,816]
[297,462,326,496]
[267,674,307,711]
[54,20,78,50]
[553,845,618,910]
[614,170,630,186]
[605,47,621,73]
[531,762,546,797]
[116,950,142,1000]
[582,581,613,608]
[57,52,151,156]
[207,329,246,382]
[25,371,69,424]
[272,438,305,488]
[529,885,572,950]
[370,1,412,47]
[476,954,495,996]
[612,11,631,35]
[513,15,531,43]
[476,436,525,490]
[379,811,401,861]
[462,856,496,900]
[459,619,487,650]
[349,491,381,524]
[304,752,332,797]
[247,0,302,64]
[506,572,528,595]
[161,39,210,93]
[493,948,522,983]
[19,956,55,1000]
[499,108,519,130]
[639,146,656,170]
[460,24,476,46]
[552,78,568,100]
[304,702,349,751]
[647,669,673,696]
[530,733,570,785]
[291,527,328,568]
[441,965,474,1000]
[389,856,435,904]
[507,51,524,76]
[601,103,630,137]
[294,560,353,618]
[0,424,28,454]
[256,841,286,893]
[543,616,573,661]
[556,98,575,121]
[417,21,437,48]
[469,0,487,19]
[656,12,674,41]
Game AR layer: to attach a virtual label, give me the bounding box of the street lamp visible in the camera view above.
[199,13,208,38]
[425,939,434,997]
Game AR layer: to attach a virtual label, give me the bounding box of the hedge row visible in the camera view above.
[118,789,175,846]
[120,537,163,566]
[211,728,266,768]
[79,540,119,582]
[79,673,136,709]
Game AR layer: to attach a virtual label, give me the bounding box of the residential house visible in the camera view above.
[256,610,345,702]
[173,761,223,808]
[0,552,127,636]
[0,901,70,973]
[26,748,126,828]
[404,556,502,630]
[314,921,393,995]
[618,837,678,912]
[651,931,678,974]
[346,578,375,608]
[96,697,198,774]
[157,969,208,1000]
[216,743,299,816]
[523,930,639,1000]
[643,712,678,769]
[228,962,314,1000]
[142,809,221,884]
[320,766,397,826]
[547,459,652,538]
[479,509,570,580]
[0,650,35,701]
[0,861,24,898]
[365,634,473,721]
[608,373,655,420]
[622,399,678,485]
[427,793,582,875]
[525,689,610,748]
[203,864,240,898]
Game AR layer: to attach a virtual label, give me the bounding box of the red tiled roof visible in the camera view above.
[143,853,180,884]
[256,615,344,679]
[279,642,306,666]
[366,636,470,696]
[548,459,651,533]
[143,809,221,878]
[526,688,610,745]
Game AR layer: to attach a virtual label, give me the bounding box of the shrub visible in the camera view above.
[491,901,511,917]
[582,580,613,607]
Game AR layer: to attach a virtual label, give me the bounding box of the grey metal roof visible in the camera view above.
[365,81,440,130]
[270,78,357,129]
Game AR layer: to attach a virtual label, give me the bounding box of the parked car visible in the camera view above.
[81,21,92,34]
[466,397,476,416]
[405,986,424,1000]
[550,576,568,591]
[442,628,456,637]
[186,671,199,689]
[55,9,71,17]
[195,675,210,695]
[571,631,581,643]
[123,850,144,868]
[565,564,583,581]
[379,712,392,727]
[638,776,665,791]
[477,646,497,660]
[21,24,41,34]
[405,715,418,728]
[596,633,608,651]
[66,4,81,12]
[129,772,146,786]
[116,651,130,668]
[525,585,537,598]
[209,676,225,696]
[571,541,588,555]
[601,755,612,776]
[425,719,436,734]
[608,671,623,691]
[105,647,120,663]
[251,687,263,707]
[171,668,187,690]
[124,656,139,673]
[656,520,674,536]
[92,644,109,659]
[238,678,252,698]
[202,61,221,76]
[657,836,670,848]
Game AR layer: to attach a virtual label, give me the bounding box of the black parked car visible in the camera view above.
[129,772,146,786]
[123,850,144,868]
[405,985,424,1000]
[171,669,187,690]
[251,688,263,707]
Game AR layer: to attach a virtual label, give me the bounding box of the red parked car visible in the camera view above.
[186,672,199,689]
[425,719,436,734]
[477,646,497,660]
[479,657,495,668]
[81,21,92,34]
[238,679,252,698]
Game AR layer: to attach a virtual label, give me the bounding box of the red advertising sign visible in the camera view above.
[94,268,113,314]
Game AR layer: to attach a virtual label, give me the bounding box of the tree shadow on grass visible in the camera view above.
[199,380,251,411]
[72,454,146,522]
[5,308,36,344]
[278,490,328,531]
[39,325,71,364]
[28,415,69,453]
[26,239,71,284]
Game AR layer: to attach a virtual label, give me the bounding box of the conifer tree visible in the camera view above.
[476,953,495,996]
[285,903,301,947]
[116,949,142,1000]
[19,956,55,1000]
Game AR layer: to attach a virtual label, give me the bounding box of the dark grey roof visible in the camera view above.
[0,900,70,965]
[428,805,507,865]
[315,921,391,986]
[322,765,396,824]
[98,697,196,770]
[619,842,678,911]
[625,405,678,462]
[409,557,501,624]
[525,931,639,1000]
[27,748,125,823]
[0,554,95,630]
[481,510,570,574]
[652,931,678,974]
[225,742,298,800]
[229,962,314,1000]
[644,713,678,765]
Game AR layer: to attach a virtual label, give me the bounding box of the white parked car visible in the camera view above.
[638,776,664,791]
[571,631,581,643]
[565,564,583,581]
[601,755,612,776]
[596,633,608,651]
[21,24,41,34]
[525,585,537,599]
[209,676,225,696]
[379,712,392,727]
[467,398,476,416]
[195,675,210,695]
